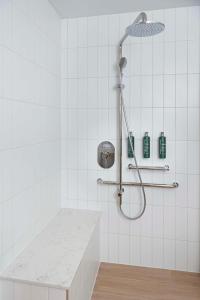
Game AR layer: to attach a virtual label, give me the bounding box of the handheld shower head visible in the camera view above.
[119,57,127,71]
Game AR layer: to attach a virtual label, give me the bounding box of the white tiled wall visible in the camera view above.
[61,6,200,272]
[0,0,61,271]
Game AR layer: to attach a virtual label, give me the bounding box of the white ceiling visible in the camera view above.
[49,0,200,18]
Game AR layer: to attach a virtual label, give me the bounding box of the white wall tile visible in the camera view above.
[164,108,175,140]
[188,108,199,140]
[153,238,163,268]
[153,75,164,107]
[98,46,109,77]
[188,208,200,242]
[176,41,187,74]
[188,6,200,41]
[164,239,175,269]
[164,206,176,239]
[176,108,187,140]
[88,47,98,77]
[141,237,153,267]
[98,15,109,46]
[176,142,187,173]
[108,14,120,45]
[108,203,119,234]
[141,76,152,107]
[176,207,187,240]
[175,240,187,271]
[153,43,164,74]
[188,41,200,74]
[130,43,141,75]
[188,74,200,107]
[164,42,175,74]
[164,9,176,42]
[152,207,163,238]
[141,108,153,134]
[67,48,78,78]
[67,18,78,48]
[188,141,200,174]
[78,48,87,78]
[141,205,153,237]
[88,16,99,46]
[175,174,187,207]
[141,43,152,75]
[88,78,98,108]
[164,75,176,107]
[61,19,68,48]
[176,74,187,107]
[119,235,130,264]
[130,236,141,266]
[188,242,200,272]
[108,234,118,263]
[175,7,188,41]
[188,174,200,208]
[77,18,87,47]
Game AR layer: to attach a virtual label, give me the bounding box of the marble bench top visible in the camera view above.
[0,209,101,289]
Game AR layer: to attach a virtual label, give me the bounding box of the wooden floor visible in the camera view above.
[92,263,200,300]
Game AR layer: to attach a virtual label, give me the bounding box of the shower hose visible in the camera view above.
[119,86,147,220]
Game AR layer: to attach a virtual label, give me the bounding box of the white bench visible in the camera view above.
[0,209,101,300]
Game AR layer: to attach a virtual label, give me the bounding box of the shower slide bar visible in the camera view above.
[97,178,179,189]
[128,164,170,171]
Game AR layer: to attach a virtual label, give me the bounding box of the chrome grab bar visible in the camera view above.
[97,178,179,189]
[128,164,169,171]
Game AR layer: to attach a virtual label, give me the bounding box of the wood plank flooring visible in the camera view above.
[92,263,200,300]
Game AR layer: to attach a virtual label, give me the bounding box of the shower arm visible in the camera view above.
[119,12,147,47]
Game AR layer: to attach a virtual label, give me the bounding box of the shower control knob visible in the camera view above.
[98,141,115,169]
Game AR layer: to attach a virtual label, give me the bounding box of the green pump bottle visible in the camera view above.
[143,132,150,158]
[159,132,166,159]
[128,132,134,158]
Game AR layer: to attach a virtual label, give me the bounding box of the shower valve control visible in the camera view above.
[98,141,115,169]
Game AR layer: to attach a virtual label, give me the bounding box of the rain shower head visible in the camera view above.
[119,12,165,46]
[126,21,165,37]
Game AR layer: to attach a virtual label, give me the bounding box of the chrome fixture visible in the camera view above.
[119,12,165,46]
[117,12,165,220]
[119,57,127,72]
[128,164,170,171]
[98,141,115,169]
[97,178,179,189]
